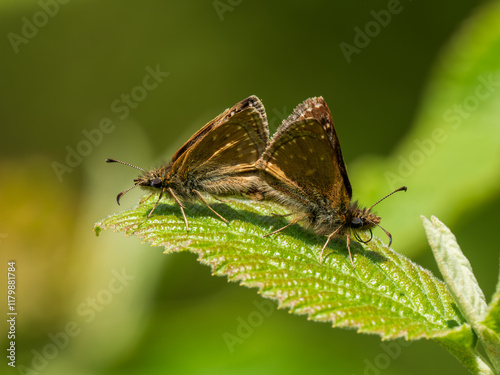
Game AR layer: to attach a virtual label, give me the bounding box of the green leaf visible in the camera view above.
[475,324,500,374]
[433,324,495,375]
[95,195,466,341]
[421,215,488,325]
[482,259,500,334]
[422,215,498,374]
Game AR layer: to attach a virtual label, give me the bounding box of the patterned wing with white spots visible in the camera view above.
[257,97,351,210]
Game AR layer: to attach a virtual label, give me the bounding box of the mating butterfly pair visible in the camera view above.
[107,96,405,266]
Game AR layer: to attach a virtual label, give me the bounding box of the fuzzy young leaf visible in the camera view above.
[421,215,488,325]
[422,215,498,374]
[96,195,467,342]
[482,259,500,334]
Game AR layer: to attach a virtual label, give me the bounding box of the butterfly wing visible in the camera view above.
[257,97,351,213]
[282,97,352,198]
[170,96,269,194]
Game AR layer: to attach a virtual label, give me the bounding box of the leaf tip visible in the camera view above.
[94,223,102,237]
[420,215,433,232]
[430,215,442,226]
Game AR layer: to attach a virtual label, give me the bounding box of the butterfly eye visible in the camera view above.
[351,217,363,228]
[150,178,163,188]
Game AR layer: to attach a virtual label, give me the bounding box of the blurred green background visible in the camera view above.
[1,1,499,374]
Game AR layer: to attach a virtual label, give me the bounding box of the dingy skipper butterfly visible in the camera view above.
[256,97,406,267]
[107,95,269,231]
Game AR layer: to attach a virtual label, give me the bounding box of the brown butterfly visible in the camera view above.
[256,97,406,267]
[107,95,269,231]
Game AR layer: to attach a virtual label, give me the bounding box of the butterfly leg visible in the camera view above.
[263,214,307,237]
[346,234,356,270]
[211,195,229,203]
[193,190,229,224]
[139,192,154,204]
[147,190,164,218]
[167,188,190,232]
[319,226,344,264]
[270,212,293,218]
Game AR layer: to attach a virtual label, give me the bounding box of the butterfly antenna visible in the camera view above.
[116,182,141,205]
[106,158,148,205]
[106,158,149,173]
[367,186,407,211]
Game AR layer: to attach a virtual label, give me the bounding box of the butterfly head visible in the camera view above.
[134,168,168,191]
[349,205,381,231]
[344,203,377,240]
[348,186,407,246]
